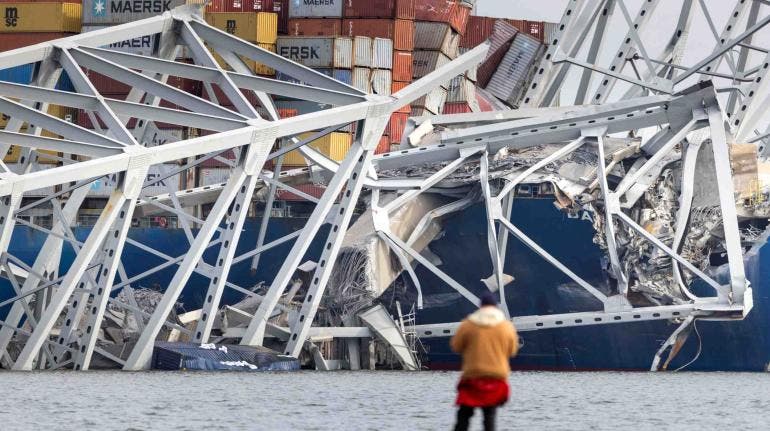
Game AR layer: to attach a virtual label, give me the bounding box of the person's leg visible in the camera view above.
[482,406,497,431]
[453,405,474,431]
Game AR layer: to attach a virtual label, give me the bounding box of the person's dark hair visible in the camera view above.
[480,291,498,307]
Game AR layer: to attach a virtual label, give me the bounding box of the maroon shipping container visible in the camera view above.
[504,18,546,42]
[78,97,194,130]
[342,19,414,51]
[460,16,494,48]
[414,0,455,23]
[206,0,273,13]
[200,149,237,168]
[392,50,413,81]
[276,183,327,201]
[0,32,75,51]
[286,18,343,36]
[274,0,288,33]
[343,0,415,20]
[388,112,409,144]
[476,20,519,88]
[202,84,260,107]
[449,2,471,34]
[442,101,471,114]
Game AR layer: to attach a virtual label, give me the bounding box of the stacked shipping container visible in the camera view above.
[0,0,81,166]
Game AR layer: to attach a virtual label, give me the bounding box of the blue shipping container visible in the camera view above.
[0,65,74,92]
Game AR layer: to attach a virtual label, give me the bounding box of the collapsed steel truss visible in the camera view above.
[0,0,766,370]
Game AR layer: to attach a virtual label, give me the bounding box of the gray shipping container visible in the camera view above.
[412,50,451,80]
[276,36,353,68]
[486,34,543,106]
[353,36,372,68]
[414,21,459,57]
[372,38,393,69]
[446,75,476,103]
[82,25,158,57]
[200,168,231,187]
[82,0,185,25]
[371,69,391,96]
[288,0,343,18]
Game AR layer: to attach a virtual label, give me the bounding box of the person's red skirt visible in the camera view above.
[455,377,510,408]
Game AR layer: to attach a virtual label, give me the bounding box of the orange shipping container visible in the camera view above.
[449,2,471,34]
[388,112,409,145]
[391,80,411,113]
[342,19,414,51]
[375,136,390,154]
[286,18,342,36]
[392,50,413,82]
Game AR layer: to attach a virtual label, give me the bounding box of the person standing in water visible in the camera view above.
[450,292,519,431]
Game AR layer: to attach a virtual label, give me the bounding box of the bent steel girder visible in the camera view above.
[524,0,770,155]
[0,5,489,369]
[0,1,761,372]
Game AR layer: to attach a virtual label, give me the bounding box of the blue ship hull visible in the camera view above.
[1,198,768,371]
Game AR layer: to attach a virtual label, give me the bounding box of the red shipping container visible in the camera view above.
[0,32,75,51]
[449,2,471,34]
[525,20,545,42]
[414,0,455,23]
[391,81,411,113]
[374,136,390,154]
[286,18,342,36]
[460,16,494,48]
[388,112,409,144]
[278,108,298,118]
[276,183,327,201]
[342,19,414,51]
[343,0,415,20]
[206,0,273,13]
[442,101,471,114]
[200,149,237,168]
[392,50,413,82]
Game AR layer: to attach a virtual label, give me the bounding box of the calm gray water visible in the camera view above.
[1,371,769,430]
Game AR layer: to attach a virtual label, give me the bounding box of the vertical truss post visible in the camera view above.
[13,190,129,370]
[251,155,284,273]
[479,151,510,317]
[574,0,615,105]
[192,143,270,343]
[283,115,389,358]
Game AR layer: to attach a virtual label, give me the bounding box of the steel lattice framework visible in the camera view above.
[0,1,767,371]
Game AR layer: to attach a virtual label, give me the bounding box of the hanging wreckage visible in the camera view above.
[0,0,769,371]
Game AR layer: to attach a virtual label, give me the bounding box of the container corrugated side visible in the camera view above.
[288,0,343,18]
[414,0,454,22]
[282,131,352,165]
[448,1,470,34]
[543,21,558,46]
[460,15,494,48]
[352,36,372,68]
[0,32,73,50]
[82,0,183,25]
[392,50,412,81]
[412,50,450,79]
[199,167,231,187]
[371,69,391,95]
[343,0,414,19]
[372,38,393,69]
[442,101,471,114]
[286,17,342,35]
[254,43,277,75]
[388,112,408,144]
[333,68,352,84]
[412,86,446,114]
[3,147,60,164]
[486,33,543,106]
[206,0,274,13]
[82,25,158,56]
[90,164,183,197]
[446,75,475,103]
[414,21,458,56]
[342,18,414,51]
[352,67,370,93]
[277,36,352,68]
[0,2,81,32]
[205,12,277,43]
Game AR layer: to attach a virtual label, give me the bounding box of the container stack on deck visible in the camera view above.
[0,0,81,175]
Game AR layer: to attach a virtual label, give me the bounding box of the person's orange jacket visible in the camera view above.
[450,305,519,380]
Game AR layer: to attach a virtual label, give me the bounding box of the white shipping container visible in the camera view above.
[352,67,371,93]
[88,164,182,197]
[276,36,353,68]
[486,34,543,106]
[82,0,185,25]
[82,25,158,56]
[413,87,447,114]
[371,69,391,96]
[200,168,231,187]
[353,36,372,68]
[414,21,459,57]
[412,50,451,80]
[372,38,393,69]
[139,125,183,148]
[288,0,343,18]
[459,47,477,82]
